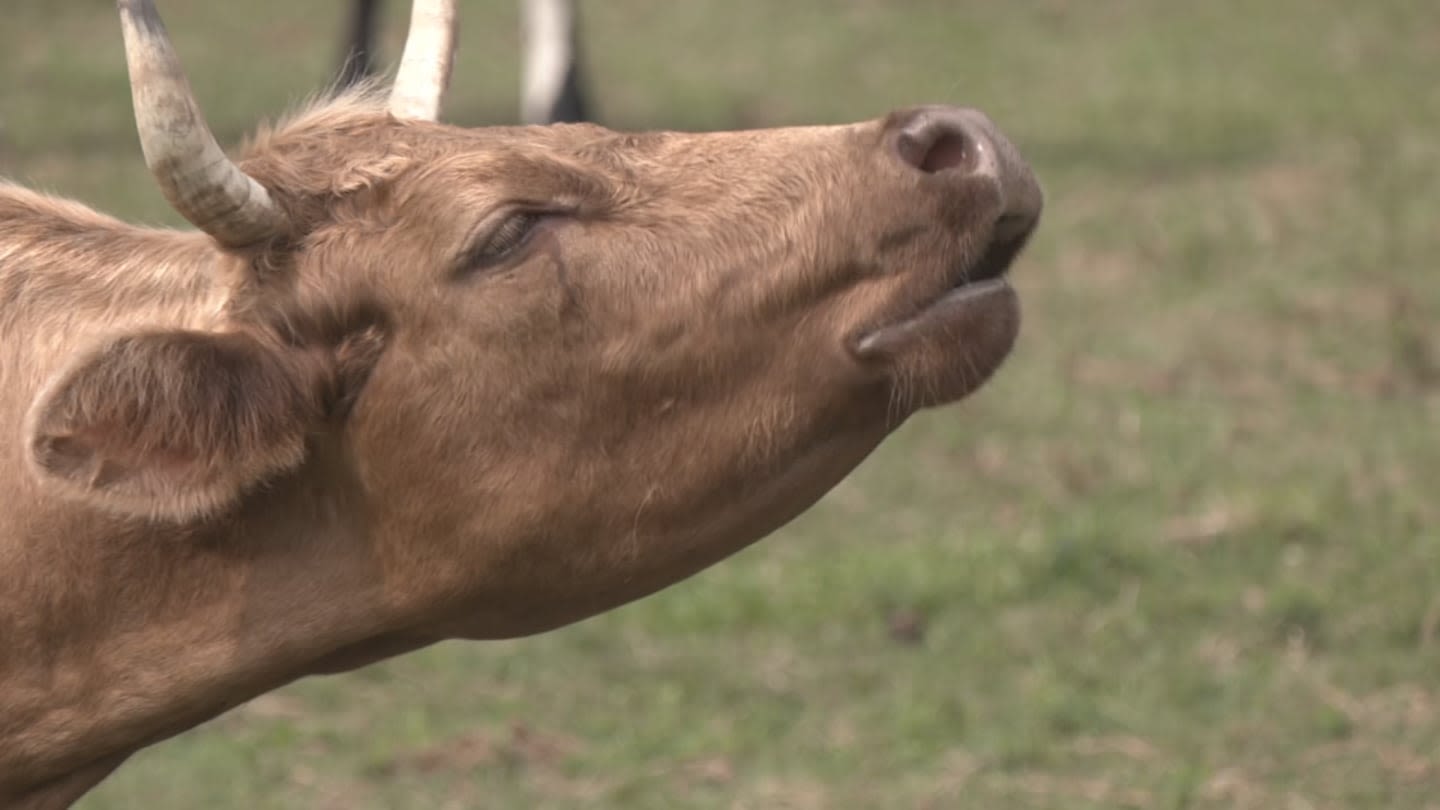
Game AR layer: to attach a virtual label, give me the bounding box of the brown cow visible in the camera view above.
[0,0,1041,806]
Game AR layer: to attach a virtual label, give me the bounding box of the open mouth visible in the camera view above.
[960,213,1034,288]
[850,215,1034,360]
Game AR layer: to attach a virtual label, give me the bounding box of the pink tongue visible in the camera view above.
[852,278,1013,359]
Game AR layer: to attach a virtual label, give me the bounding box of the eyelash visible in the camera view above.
[465,211,543,271]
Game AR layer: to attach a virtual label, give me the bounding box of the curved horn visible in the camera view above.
[117,0,286,248]
[389,0,459,121]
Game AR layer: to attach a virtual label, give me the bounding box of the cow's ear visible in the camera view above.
[25,329,329,522]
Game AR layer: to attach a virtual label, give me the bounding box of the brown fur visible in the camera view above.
[0,86,1037,807]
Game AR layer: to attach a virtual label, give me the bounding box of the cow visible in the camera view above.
[0,0,1042,806]
[338,0,591,124]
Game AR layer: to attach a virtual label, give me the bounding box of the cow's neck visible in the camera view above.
[0,187,227,345]
[0,190,404,802]
[0,457,409,805]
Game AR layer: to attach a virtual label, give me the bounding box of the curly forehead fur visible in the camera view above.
[236,86,427,226]
[231,84,631,233]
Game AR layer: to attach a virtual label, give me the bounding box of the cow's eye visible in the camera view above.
[465,211,543,271]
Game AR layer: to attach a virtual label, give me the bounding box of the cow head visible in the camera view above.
[25,0,1040,633]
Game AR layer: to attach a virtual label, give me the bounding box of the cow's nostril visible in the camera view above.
[893,113,981,176]
[918,132,971,174]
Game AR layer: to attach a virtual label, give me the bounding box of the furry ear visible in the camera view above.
[26,330,331,522]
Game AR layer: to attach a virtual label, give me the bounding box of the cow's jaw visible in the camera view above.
[847,225,1033,407]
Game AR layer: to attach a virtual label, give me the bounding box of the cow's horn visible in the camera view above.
[117,0,286,248]
[389,0,459,121]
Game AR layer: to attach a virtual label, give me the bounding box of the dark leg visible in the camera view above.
[336,0,383,89]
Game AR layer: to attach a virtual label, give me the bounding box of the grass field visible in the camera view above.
[5,0,1439,807]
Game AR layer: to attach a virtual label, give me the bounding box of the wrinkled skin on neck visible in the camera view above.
[0,105,1028,807]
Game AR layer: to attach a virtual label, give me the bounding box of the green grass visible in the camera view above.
[5,0,1439,807]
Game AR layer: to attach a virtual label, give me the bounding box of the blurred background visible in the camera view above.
[5,0,1438,807]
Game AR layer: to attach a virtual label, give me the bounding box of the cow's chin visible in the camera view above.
[850,278,1020,409]
[434,420,894,644]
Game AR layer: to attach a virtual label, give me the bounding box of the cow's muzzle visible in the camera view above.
[887,105,1043,256]
[845,106,1042,406]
